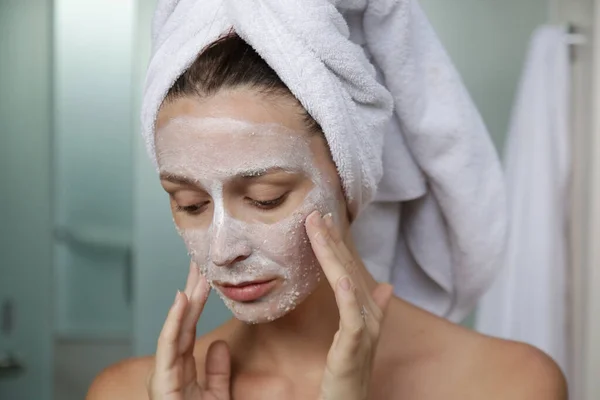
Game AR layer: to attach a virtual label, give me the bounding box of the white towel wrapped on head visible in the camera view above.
[142,0,507,322]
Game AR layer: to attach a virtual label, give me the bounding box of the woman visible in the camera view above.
[87,32,566,399]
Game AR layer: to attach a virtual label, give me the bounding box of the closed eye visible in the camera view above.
[247,193,289,210]
[175,201,210,215]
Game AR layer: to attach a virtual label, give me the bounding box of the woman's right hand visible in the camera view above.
[146,261,232,400]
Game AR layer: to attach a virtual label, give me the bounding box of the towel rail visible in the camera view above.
[567,23,587,46]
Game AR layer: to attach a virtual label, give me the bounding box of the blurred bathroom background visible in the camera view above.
[1,0,598,399]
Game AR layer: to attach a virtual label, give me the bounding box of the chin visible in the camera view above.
[218,284,316,324]
[234,309,292,325]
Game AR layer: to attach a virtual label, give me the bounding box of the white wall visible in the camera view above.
[581,1,600,397]
[0,1,54,399]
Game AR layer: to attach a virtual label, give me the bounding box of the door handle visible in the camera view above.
[0,352,24,379]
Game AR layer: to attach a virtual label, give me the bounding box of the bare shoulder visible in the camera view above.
[86,355,154,400]
[472,336,568,400]
[85,324,232,400]
[376,302,567,399]
[395,327,567,399]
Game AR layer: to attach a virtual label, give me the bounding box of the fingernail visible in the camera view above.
[310,211,323,227]
[173,290,181,305]
[323,213,334,229]
[314,231,327,246]
[339,276,352,291]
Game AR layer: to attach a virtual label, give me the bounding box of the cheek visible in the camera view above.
[170,200,213,230]
[175,183,341,272]
[177,227,211,267]
[253,212,313,264]
[171,207,189,229]
[254,184,338,270]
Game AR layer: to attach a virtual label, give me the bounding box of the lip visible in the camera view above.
[215,279,277,302]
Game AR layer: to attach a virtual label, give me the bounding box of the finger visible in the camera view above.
[322,212,343,243]
[184,260,200,298]
[205,341,232,396]
[334,276,365,352]
[372,283,394,315]
[322,213,360,280]
[178,275,211,354]
[322,213,374,314]
[307,212,374,323]
[305,211,348,291]
[321,213,390,337]
[307,212,382,326]
[364,284,394,340]
[156,291,188,372]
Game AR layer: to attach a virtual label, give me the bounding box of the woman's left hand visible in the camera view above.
[305,211,394,400]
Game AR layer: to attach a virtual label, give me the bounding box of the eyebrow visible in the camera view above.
[237,167,288,179]
[159,173,200,187]
[159,167,292,185]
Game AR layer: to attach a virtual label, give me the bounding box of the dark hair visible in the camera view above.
[164,33,321,134]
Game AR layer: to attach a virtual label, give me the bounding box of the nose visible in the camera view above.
[209,222,251,267]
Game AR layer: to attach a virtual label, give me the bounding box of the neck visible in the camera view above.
[229,279,338,373]
[228,242,380,374]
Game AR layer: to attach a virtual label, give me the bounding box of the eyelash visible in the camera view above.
[175,193,288,215]
[248,193,289,210]
[175,202,209,216]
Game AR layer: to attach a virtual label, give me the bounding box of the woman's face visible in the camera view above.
[155,89,347,323]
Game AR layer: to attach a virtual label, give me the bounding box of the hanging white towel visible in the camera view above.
[475,26,570,373]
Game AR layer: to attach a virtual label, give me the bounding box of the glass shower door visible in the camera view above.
[51,1,136,398]
[52,0,134,340]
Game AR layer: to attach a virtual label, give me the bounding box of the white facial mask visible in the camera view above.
[156,117,340,323]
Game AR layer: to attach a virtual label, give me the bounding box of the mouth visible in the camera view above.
[214,278,277,303]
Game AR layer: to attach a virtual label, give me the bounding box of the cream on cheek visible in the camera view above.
[157,117,340,323]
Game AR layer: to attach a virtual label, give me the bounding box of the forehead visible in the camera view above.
[155,89,308,132]
[155,117,315,178]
